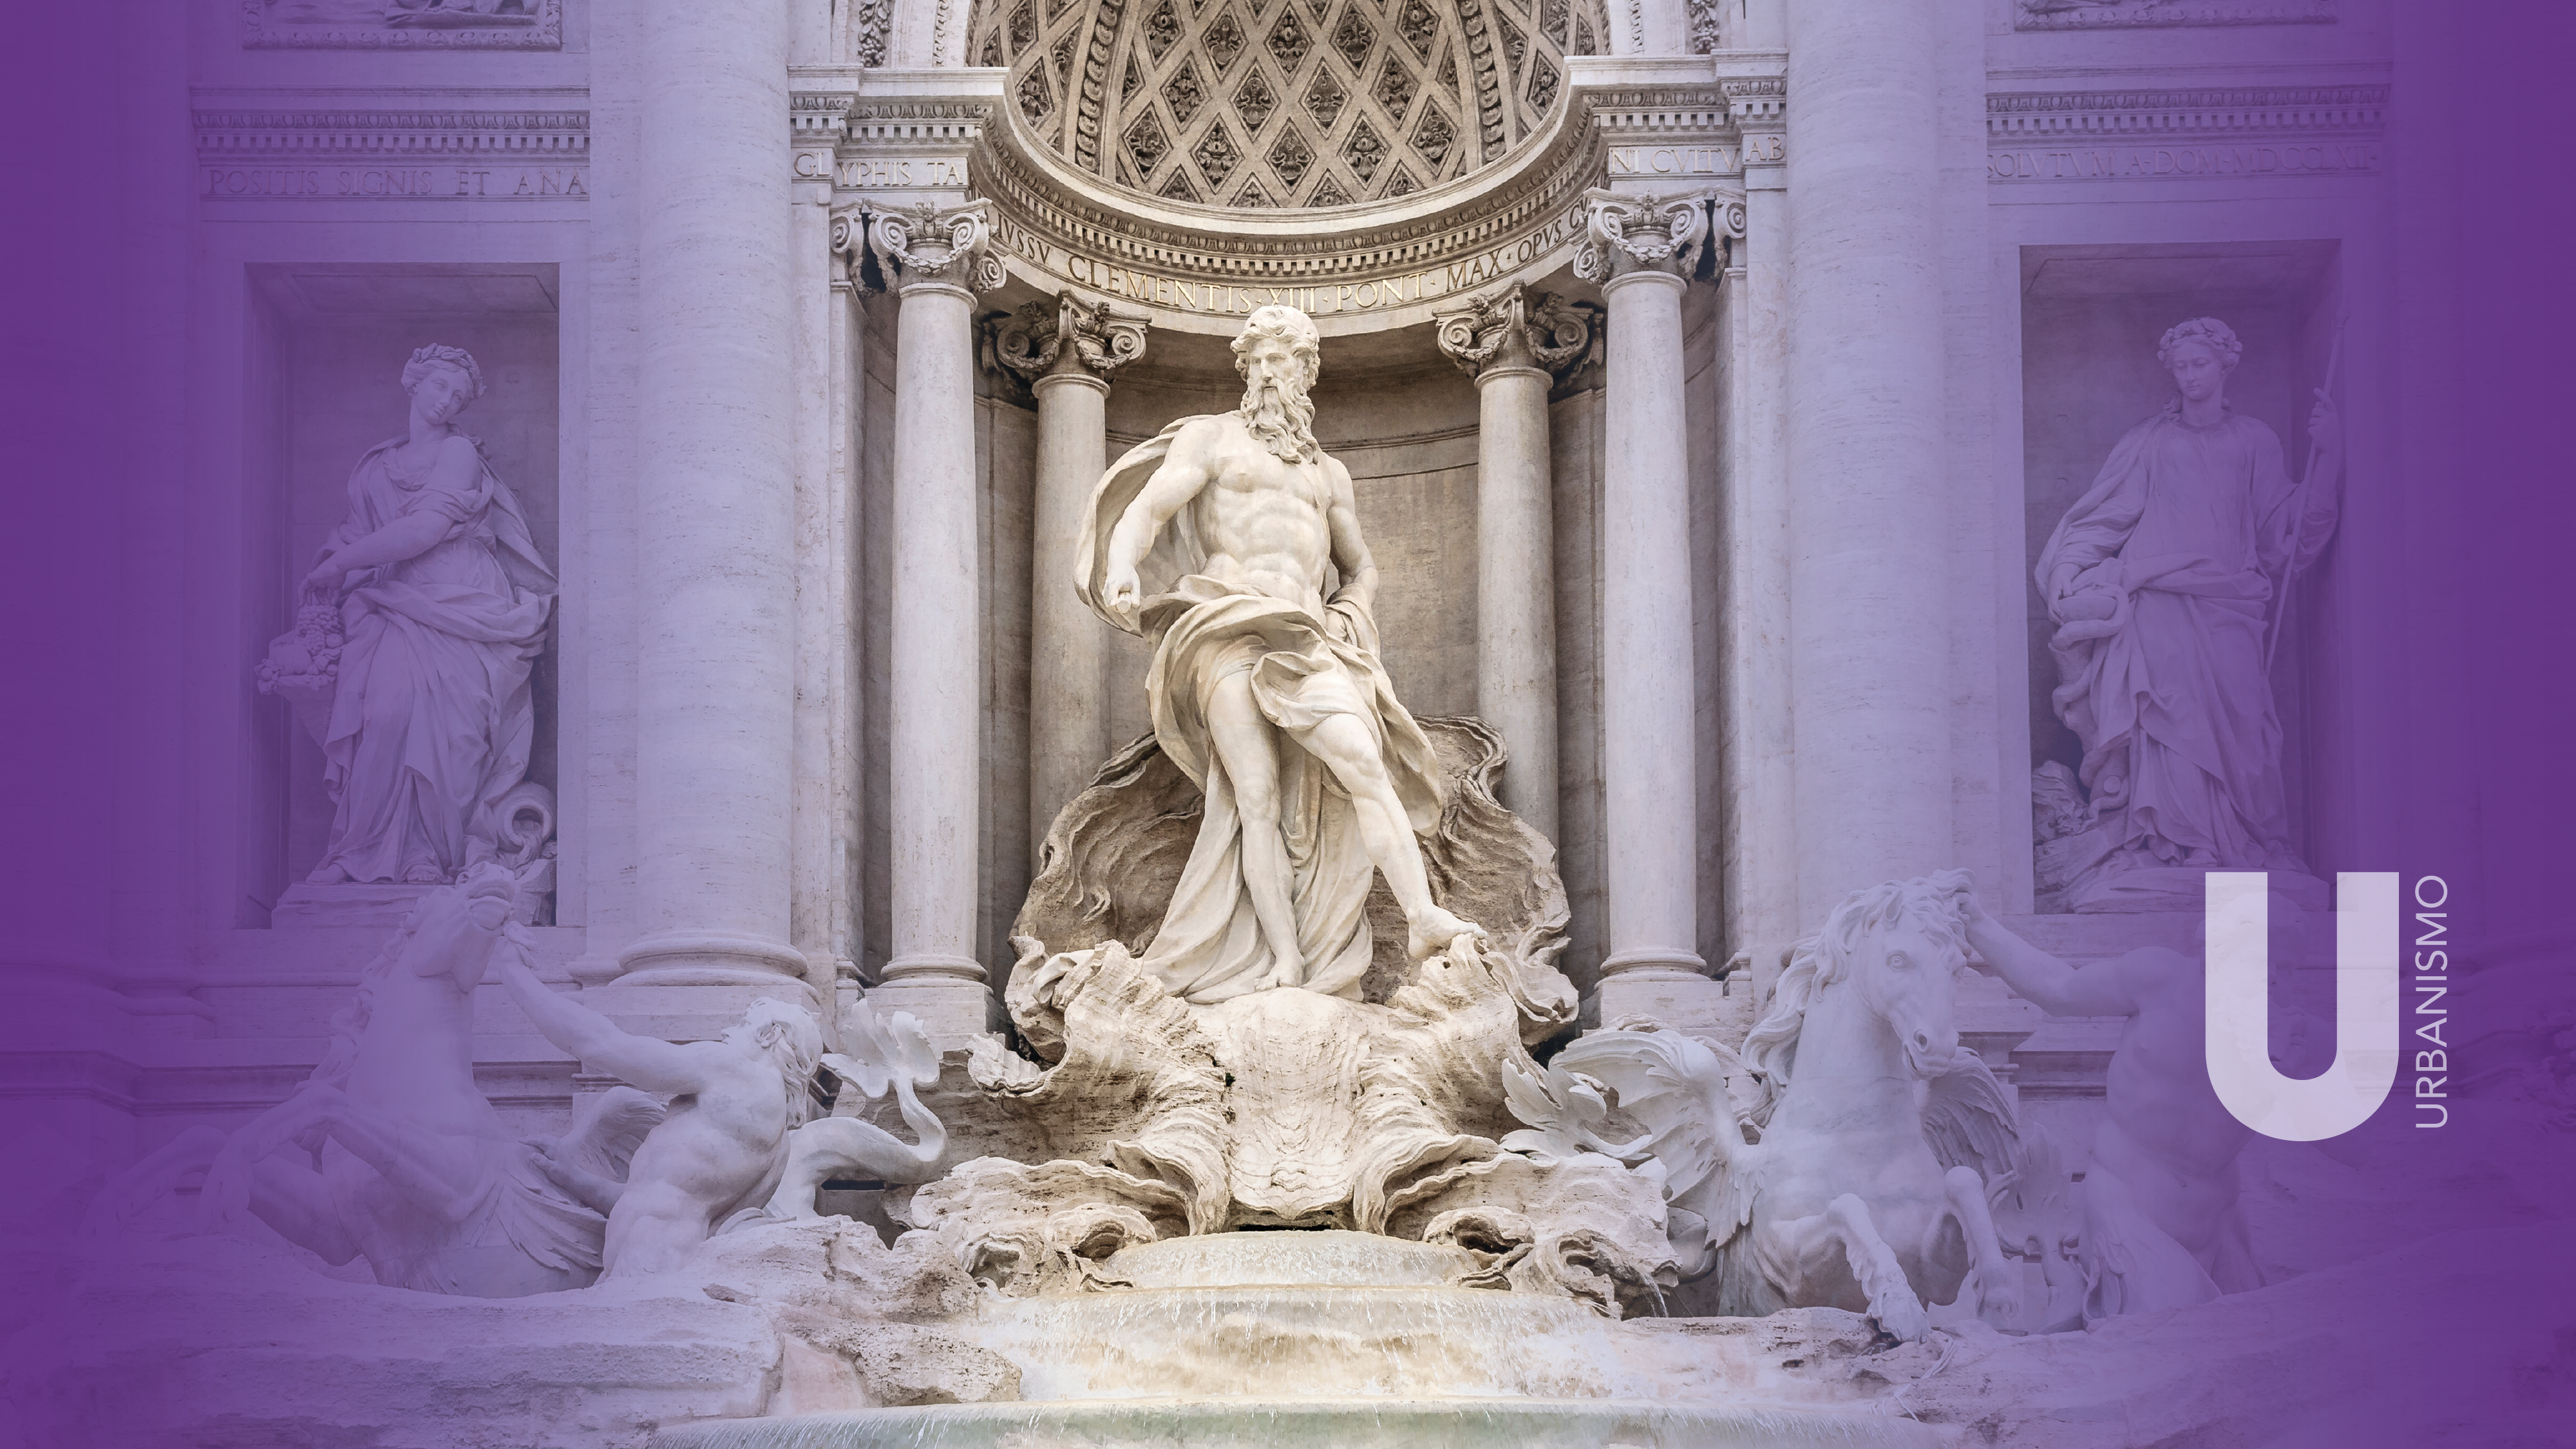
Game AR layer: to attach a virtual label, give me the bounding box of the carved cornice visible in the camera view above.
[1985,86,2385,140]
[1720,77,1785,130]
[240,0,564,50]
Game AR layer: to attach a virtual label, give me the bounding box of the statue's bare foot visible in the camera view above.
[1406,907,1486,963]
[403,863,445,885]
[1254,954,1307,991]
[307,860,351,886]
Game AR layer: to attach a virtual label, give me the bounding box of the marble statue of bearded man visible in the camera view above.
[2034,317,2341,907]
[301,345,556,886]
[1075,306,1483,1004]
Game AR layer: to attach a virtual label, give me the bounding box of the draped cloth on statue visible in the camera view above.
[2034,406,2336,873]
[320,438,556,884]
[1074,419,1442,1005]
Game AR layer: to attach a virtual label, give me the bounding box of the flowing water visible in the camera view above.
[651,1233,1937,1449]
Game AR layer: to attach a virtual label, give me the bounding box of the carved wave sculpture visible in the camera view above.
[912,716,1690,1314]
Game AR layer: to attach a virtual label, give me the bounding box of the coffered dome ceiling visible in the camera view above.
[969,0,1609,209]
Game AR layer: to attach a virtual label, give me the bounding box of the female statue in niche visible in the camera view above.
[297,345,556,887]
[2033,316,2341,911]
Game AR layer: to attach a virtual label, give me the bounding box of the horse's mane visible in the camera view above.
[1740,869,1974,1128]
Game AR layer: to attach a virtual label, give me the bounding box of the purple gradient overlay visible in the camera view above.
[2,2,2569,1446]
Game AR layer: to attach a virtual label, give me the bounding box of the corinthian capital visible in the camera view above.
[1572,191,1711,285]
[1434,283,1596,381]
[838,200,1006,297]
[993,290,1150,387]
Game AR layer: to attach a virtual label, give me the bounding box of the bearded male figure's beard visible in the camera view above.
[1237,365,1318,462]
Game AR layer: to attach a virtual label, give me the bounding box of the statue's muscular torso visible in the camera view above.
[1168,414,1349,618]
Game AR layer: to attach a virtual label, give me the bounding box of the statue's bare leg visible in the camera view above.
[1299,713,1482,960]
[1205,673,1305,986]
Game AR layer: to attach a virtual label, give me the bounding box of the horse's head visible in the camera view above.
[1834,875,1975,1080]
[402,863,520,995]
[1745,869,1976,1107]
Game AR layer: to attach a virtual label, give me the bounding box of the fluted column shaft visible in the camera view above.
[1028,369,1110,860]
[619,0,803,998]
[1001,293,1144,867]
[886,272,984,992]
[1473,363,1560,840]
[1599,263,1706,982]
[1785,0,1951,920]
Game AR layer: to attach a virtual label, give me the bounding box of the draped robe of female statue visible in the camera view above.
[314,437,556,885]
[2035,402,2337,893]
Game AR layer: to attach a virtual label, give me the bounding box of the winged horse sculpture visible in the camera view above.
[1506,870,2025,1340]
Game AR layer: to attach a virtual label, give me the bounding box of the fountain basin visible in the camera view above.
[652,1397,1940,1449]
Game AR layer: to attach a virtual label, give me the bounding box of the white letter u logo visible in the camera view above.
[2204,873,2400,1141]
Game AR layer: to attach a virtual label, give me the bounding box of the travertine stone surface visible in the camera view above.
[616,0,804,998]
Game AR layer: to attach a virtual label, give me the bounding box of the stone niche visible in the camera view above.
[240,263,563,927]
[853,301,1635,997]
[2016,240,2351,916]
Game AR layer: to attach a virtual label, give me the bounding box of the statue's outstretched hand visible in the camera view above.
[1103,562,1142,625]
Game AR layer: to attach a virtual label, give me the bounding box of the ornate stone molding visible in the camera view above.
[1721,77,1785,129]
[1434,282,1595,380]
[241,0,564,50]
[849,200,1009,296]
[993,290,1151,386]
[2013,0,2333,30]
[1986,86,2384,182]
[1572,189,1708,284]
[195,109,589,199]
[1685,0,1725,55]
[849,0,896,67]
[1986,86,2384,140]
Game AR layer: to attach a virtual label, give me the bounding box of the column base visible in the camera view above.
[871,954,996,1050]
[580,930,819,1041]
[1593,949,1736,1038]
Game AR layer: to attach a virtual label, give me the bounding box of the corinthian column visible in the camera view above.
[1434,283,1593,842]
[610,0,806,1021]
[857,201,1005,1045]
[995,292,1149,869]
[1785,0,1950,920]
[1575,191,1714,1019]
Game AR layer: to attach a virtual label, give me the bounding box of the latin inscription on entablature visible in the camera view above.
[985,206,1589,320]
[837,157,971,189]
[1986,140,2377,182]
[1607,144,1746,178]
[202,166,588,199]
[194,111,591,202]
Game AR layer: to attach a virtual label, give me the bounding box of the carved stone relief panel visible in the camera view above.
[240,0,565,50]
[2013,0,2333,30]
